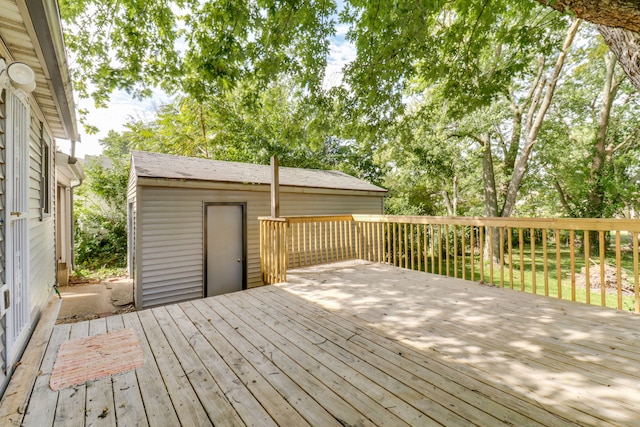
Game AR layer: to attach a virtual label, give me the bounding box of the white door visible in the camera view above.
[206,204,245,297]
[4,88,31,365]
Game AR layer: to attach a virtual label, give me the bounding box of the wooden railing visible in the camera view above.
[260,215,640,312]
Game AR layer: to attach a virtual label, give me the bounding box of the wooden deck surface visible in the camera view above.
[10,260,640,426]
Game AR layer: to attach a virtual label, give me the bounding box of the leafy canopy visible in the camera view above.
[60,0,337,105]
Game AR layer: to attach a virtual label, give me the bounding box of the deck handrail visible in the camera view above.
[259,215,640,313]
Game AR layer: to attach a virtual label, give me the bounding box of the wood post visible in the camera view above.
[270,155,280,218]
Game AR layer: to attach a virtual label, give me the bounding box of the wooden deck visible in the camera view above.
[5,260,640,426]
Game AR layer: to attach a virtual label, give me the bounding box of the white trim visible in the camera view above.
[4,86,31,366]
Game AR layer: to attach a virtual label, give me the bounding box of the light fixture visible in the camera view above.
[0,59,36,93]
[7,62,36,93]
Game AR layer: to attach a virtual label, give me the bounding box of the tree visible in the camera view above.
[74,131,131,269]
[123,80,385,183]
[538,34,640,220]
[60,0,336,105]
[534,0,640,90]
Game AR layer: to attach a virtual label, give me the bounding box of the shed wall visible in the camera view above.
[136,185,383,308]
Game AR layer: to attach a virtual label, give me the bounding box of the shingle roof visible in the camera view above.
[131,151,387,193]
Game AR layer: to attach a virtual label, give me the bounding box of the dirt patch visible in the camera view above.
[574,264,634,295]
[56,277,136,324]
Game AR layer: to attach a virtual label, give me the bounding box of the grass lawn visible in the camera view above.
[414,236,638,312]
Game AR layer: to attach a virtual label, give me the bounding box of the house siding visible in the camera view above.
[135,185,383,308]
[28,119,54,316]
[0,87,6,389]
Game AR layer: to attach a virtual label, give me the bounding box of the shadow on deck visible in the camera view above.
[2,260,639,426]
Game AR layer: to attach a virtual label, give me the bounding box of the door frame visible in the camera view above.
[203,202,247,297]
[4,87,31,367]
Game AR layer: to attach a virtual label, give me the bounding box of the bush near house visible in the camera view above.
[74,154,128,270]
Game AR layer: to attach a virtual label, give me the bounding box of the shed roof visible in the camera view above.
[131,151,387,193]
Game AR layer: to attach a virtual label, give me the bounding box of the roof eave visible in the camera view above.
[23,0,79,142]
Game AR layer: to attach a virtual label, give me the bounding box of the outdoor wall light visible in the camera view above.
[0,58,36,93]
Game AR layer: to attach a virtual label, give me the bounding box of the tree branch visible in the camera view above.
[533,0,640,32]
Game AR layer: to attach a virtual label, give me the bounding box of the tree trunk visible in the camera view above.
[500,19,581,217]
[480,135,499,217]
[587,51,622,217]
[533,0,640,90]
[534,0,640,31]
[441,176,459,216]
[596,26,640,90]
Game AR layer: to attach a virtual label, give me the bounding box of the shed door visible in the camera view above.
[205,204,245,297]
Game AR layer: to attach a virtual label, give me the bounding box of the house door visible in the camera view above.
[4,89,31,365]
[205,203,246,297]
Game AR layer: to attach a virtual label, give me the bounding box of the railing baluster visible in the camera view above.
[431,225,436,274]
[555,229,562,299]
[417,224,422,272]
[531,228,536,295]
[479,226,485,283]
[404,223,409,269]
[634,231,639,313]
[392,223,397,266]
[599,230,606,307]
[410,224,415,271]
[585,231,591,305]
[324,222,329,263]
[424,224,429,273]
[461,226,466,280]
[616,231,622,310]
[488,226,493,285]
[445,225,450,277]
[508,228,513,290]
[453,225,458,279]
[470,226,475,281]
[570,230,576,301]
[438,224,443,276]
[543,229,549,296]
[518,228,525,291]
[499,227,505,288]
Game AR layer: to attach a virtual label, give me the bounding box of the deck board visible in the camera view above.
[84,318,116,427]
[11,260,640,426]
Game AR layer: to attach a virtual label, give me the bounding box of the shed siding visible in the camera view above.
[137,184,383,308]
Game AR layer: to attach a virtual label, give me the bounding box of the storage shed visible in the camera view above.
[128,151,387,308]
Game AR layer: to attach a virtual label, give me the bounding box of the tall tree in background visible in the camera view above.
[120,81,385,183]
[60,0,337,105]
[539,35,640,219]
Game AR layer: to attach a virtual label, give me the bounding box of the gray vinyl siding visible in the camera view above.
[280,193,383,216]
[136,183,383,308]
[0,92,56,394]
[28,120,55,316]
[0,87,6,389]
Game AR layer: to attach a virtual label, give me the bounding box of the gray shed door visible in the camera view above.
[205,204,245,297]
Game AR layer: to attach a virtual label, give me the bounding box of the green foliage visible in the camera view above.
[74,132,131,269]
[60,0,336,106]
[341,1,566,120]
[536,33,640,218]
[124,80,386,184]
[62,1,640,225]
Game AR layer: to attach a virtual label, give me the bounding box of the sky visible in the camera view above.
[59,23,356,160]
